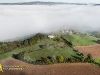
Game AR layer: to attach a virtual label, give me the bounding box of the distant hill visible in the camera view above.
[0,1,88,5]
[0,1,100,6]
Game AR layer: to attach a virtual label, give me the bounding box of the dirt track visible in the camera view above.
[0,58,100,75]
[76,44,100,59]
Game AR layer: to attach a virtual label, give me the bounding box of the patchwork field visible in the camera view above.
[76,44,100,59]
[0,58,100,75]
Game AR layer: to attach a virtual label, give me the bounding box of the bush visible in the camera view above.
[56,55,64,63]
[85,54,93,63]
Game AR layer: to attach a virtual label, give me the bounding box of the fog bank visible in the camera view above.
[0,5,100,41]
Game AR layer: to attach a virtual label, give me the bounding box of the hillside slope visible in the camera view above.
[0,34,98,61]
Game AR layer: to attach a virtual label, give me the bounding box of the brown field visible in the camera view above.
[76,44,100,59]
[0,58,100,75]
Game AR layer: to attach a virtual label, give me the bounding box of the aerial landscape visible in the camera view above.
[0,0,100,75]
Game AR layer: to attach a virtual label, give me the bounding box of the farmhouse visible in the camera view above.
[48,35,55,39]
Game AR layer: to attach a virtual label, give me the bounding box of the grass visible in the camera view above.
[94,58,100,64]
[63,34,97,46]
[24,47,77,61]
[0,39,57,60]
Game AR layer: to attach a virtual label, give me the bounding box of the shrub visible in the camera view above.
[56,55,64,63]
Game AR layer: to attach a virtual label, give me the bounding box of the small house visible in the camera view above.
[48,35,55,39]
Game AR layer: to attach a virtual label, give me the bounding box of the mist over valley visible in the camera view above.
[0,4,100,41]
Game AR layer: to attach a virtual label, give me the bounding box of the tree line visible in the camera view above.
[0,33,46,54]
[12,51,94,65]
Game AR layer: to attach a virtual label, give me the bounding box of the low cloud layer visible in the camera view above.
[0,5,100,41]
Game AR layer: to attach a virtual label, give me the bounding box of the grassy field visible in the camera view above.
[63,34,97,46]
[24,47,77,61]
[0,34,98,60]
[0,39,57,60]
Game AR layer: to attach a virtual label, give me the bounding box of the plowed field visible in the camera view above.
[76,44,100,59]
[0,58,100,75]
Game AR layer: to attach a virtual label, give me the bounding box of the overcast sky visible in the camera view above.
[0,0,100,3]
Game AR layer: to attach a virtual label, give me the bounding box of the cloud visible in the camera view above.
[0,5,100,41]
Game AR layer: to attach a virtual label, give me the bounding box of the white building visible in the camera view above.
[48,35,55,39]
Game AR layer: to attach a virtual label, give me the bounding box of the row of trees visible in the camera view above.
[13,51,93,65]
[34,54,93,65]
[0,33,46,54]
